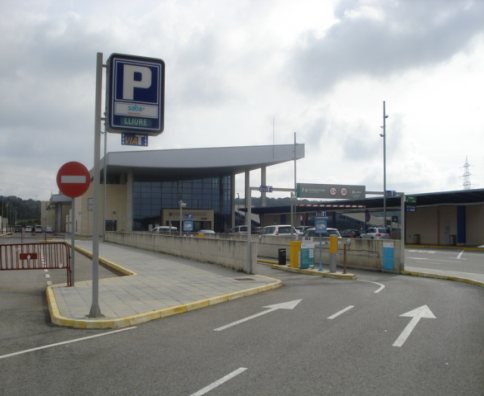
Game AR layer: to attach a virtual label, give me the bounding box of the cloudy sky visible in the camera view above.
[1,0,483,200]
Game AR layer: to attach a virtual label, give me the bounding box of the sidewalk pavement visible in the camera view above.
[47,240,281,329]
[403,265,484,287]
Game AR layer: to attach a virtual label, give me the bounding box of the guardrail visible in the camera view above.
[0,242,71,286]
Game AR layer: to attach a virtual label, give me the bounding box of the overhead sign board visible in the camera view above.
[296,183,366,200]
[121,133,148,146]
[106,53,165,135]
[259,185,273,193]
[56,161,91,198]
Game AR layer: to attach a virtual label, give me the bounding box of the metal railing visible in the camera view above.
[0,242,71,286]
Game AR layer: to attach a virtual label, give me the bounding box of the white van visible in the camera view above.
[152,226,177,234]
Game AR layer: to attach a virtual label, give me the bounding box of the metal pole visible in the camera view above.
[400,192,405,271]
[382,101,388,230]
[103,130,107,240]
[88,52,103,318]
[247,191,252,274]
[292,132,297,236]
[70,198,76,286]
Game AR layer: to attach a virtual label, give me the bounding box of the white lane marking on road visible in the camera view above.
[328,305,354,320]
[457,250,464,260]
[358,280,385,294]
[190,367,248,396]
[46,281,52,286]
[214,299,302,332]
[45,273,50,279]
[0,327,137,360]
[407,257,431,260]
[393,305,436,348]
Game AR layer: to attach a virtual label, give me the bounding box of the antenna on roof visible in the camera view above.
[463,156,471,190]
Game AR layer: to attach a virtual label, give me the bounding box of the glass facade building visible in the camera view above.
[132,175,232,231]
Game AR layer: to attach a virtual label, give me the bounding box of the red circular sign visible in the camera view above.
[56,161,91,198]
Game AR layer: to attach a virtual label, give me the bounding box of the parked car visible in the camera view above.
[24,225,33,233]
[340,229,361,238]
[304,227,341,238]
[361,227,390,239]
[261,225,301,236]
[232,225,248,234]
[197,229,216,235]
[44,226,53,233]
[35,225,43,233]
[296,226,311,234]
[152,226,177,234]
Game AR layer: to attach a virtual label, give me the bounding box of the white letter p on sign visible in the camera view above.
[123,65,151,100]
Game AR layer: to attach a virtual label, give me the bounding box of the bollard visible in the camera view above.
[329,235,338,272]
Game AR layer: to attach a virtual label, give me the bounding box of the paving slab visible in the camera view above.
[47,240,281,329]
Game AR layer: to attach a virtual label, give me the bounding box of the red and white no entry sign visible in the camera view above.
[56,161,91,198]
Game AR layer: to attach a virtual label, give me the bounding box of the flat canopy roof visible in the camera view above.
[102,144,305,178]
[249,188,484,213]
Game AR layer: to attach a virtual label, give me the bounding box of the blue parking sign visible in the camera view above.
[314,216,328,235]
[107,53,165,135]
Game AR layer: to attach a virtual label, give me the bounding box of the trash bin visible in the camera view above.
[278,248,286,265]
[289,240,302,268]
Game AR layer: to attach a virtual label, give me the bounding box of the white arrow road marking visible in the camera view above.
[393,305,436,348]
[457,250,464,260]
[358,280,385,294]
[214,299,302,332]
[190,367,248,396]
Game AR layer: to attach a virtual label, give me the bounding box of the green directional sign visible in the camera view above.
[406,196,417,204]
[296,183,366,199]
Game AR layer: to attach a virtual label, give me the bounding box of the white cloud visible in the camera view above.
[0,0,483,200]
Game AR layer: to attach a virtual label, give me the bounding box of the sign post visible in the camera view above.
[56,161,91,287]
[314,216,328,272]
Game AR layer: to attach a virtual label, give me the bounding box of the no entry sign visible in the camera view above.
[56,161,91,198]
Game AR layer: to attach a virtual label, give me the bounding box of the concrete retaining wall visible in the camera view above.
[258,236,403,273]
[105,232,257,273]
[105,232,403,274]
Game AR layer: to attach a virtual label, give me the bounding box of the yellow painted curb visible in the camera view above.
[74,245,136,276]
[401,270,484,288]
[270,263,357,280]
[46,278,282,329]
[48,244,284,329]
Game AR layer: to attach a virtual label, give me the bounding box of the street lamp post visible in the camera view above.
[380,101,389,230]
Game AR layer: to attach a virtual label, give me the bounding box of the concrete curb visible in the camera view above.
[74,245,136,276]
[259,258,356,280]
[401,270,484,288]
[46,247,283,329]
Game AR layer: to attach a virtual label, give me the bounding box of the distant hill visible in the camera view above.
[0,196,40,225]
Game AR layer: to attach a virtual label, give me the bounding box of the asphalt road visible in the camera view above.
[0,243,483,395]
[406,247,484,276]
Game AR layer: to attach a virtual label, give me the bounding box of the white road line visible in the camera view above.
[45,273,50,279]
[0,327,137,360]
[190,367,248,396]
[46,281,52,286]
[457,250,464,260]
[328,305,354,320]
[359,280,385,294]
